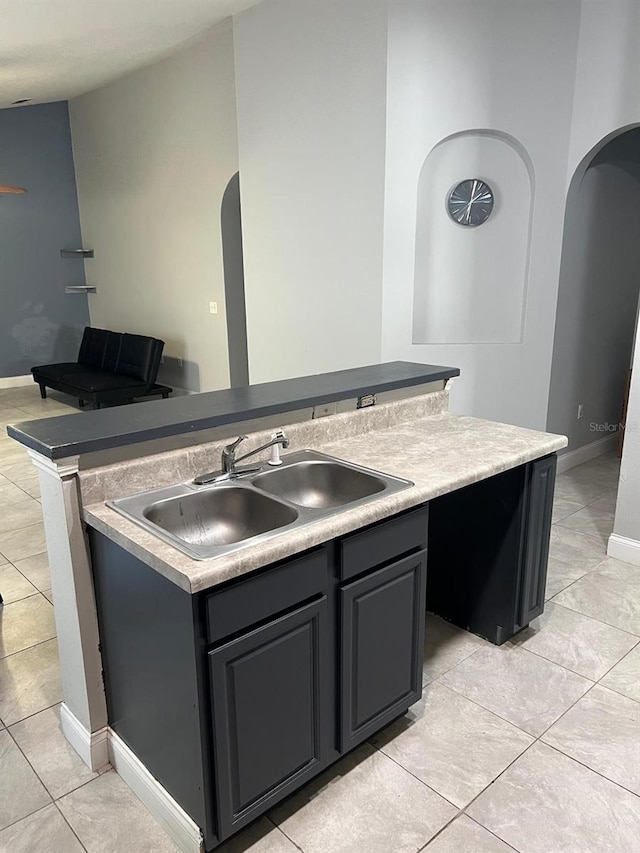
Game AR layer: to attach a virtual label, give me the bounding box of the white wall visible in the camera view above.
[548,134,640,450]
[69,21,238,393]
[614,340,640,545]
[567,0,640,179]
[381,0,581,429]
[232,0,388,384]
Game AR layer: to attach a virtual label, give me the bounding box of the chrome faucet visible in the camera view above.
[193,430,290,485]
[222,430,290,473]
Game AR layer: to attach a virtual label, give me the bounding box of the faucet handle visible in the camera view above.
[226,435,247,452]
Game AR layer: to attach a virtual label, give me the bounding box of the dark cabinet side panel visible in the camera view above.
[209,598,329,840]
[517,454,557,628]
[340,551,427,751]
[89,532,215,848]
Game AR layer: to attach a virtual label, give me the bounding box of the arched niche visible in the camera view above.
[412,129,534,345]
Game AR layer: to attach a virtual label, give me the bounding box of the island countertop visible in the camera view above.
[84,412,567,594]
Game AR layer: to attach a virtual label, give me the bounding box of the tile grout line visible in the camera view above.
[547,599,640,640]
[547,592,640,636]
[434,643,594,741]
[0,629,58,664]
[536,740,640,802]
[53,801,91,852]
[0,697,63,731]
[265,815,306,852]
[593,639,640,692]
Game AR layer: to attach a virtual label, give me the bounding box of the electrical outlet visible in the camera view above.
[313,402,337,419]
[209,301,218,314]
[577,404,584,420]
[177,358,183,368]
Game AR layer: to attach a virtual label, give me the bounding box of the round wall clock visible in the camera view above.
[447,179,494,227]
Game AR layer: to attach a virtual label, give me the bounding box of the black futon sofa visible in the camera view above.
[32,327,172,409]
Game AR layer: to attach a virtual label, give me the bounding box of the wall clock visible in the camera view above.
[447,179,494,226]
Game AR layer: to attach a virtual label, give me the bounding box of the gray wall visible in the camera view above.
[221,172,249,388]
[0,101,89,378]
[547,130,640,449]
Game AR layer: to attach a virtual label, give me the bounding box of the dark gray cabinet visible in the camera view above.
[340,550,427,751]
[209,597,329,837]
[88,453,556,850]
[427,453,557,644]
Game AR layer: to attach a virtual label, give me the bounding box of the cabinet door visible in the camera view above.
[340,551,427,752]
[517,455,557,628]
[209,598,329,840]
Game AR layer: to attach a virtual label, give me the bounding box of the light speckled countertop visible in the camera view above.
[84,413,567,594]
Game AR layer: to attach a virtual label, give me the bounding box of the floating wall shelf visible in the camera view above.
[65,285,97,294]
[60,248,94,258]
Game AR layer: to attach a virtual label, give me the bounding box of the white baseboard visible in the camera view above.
[556,434,618,474]
[0,374,33,389]
[60,703,109,771]
[607,533,640,566]
[60,704,203,853]
[108,732,204,853]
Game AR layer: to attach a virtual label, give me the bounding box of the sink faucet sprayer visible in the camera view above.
[193,430,290,485]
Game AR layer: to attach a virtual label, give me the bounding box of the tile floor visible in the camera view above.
[1,386,639,852]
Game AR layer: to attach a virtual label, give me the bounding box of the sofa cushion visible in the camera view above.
[117,333,163,384]
[78,327,109,369]
[32,363,90,382]
[69,371,147,394]
[103,332,123,373]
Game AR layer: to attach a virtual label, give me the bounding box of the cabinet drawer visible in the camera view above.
[340,505,428,581]
[206,548,327,644]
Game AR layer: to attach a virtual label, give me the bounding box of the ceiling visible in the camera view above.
[0,0,259,108]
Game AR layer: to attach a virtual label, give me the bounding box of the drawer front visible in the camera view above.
[340,550,427,751]
[206,548,327,644]
[340,505,428,581]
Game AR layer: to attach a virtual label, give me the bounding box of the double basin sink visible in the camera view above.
[108,450,413,560]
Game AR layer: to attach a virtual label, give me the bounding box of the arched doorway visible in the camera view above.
[221,172,249,387]
[547,127,640,463]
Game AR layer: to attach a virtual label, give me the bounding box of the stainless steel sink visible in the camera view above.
[144,487,298,548]
[251,460,386,508]
[108,450,412,560]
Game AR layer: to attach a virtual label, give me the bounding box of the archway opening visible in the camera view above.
[548,128,640,469]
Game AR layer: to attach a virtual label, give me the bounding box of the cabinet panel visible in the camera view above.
[517,454,556,628]
[340,551,427,751]
[209,598,328,840]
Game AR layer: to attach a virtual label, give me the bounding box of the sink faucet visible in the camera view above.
[193,430,290,485]
[222,430,290,474]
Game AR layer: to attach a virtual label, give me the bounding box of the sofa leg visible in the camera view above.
[39,384,47,400]
[162,392,169,399]
[78,400,86,408]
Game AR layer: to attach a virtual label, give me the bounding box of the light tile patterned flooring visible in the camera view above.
[1,386,639,852]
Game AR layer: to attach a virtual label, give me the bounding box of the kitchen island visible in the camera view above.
[7,362,566,852]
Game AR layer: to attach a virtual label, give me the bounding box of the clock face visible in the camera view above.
[447,179,494,227]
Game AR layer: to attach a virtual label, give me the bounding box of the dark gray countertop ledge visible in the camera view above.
[7,361,459,460]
